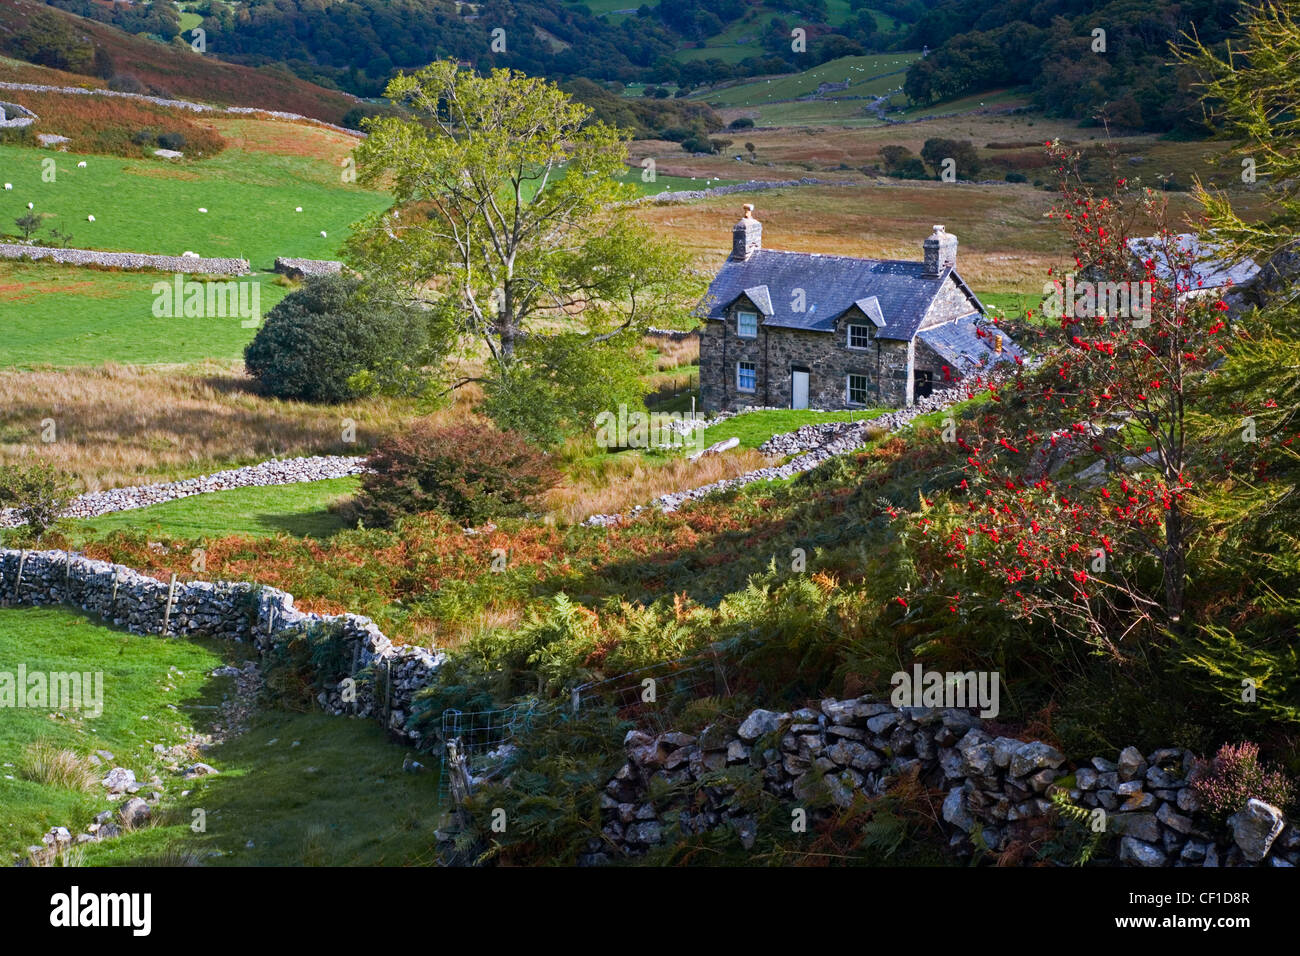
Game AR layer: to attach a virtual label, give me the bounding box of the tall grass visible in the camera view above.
[0,363,477,490]
[18,741,98,792]
[545,446,770,525]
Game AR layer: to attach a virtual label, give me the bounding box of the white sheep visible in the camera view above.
[320,230,327,238]
[87,215,95,222]
[295,206,303,212]
[3,183,10,190]
[198,207,208,213]
[77,161,87,168]
[182,251,199,258]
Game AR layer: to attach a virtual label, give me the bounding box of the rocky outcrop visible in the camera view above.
[1225,240,1300,315]
[590,696,1300,867]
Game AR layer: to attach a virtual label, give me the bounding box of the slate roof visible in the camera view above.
[1126,234,1260,290]
[917,315,1025,373]
[699,249,984,341]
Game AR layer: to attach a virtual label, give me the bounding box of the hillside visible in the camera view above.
[0,0,359,123]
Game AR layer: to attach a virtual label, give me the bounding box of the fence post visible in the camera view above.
[14,549,27,600]
[161,573,178,636]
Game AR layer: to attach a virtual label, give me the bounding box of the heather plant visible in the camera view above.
[1189,741,1295,825]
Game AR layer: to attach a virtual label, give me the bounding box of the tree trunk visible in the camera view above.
[1163,503,1186,625]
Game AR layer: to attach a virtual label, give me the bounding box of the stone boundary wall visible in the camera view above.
[595,698,1299,868]
[274,257,344,278]
[0,549,439,743]
[0,100,37,128]
[0,82,362,138]
[0,243,249,275]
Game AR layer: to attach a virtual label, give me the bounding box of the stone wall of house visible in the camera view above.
[592,696,1300,867]
[919,275,978,330]
[0,549,439,742]
[0,244,250,275]
[700,314,915,413]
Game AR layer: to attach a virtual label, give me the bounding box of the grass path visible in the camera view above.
[0,606,231,859]
[0,606,446,865]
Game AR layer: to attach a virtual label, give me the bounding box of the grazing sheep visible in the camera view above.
[3,183,10,190]
[27,202,33,209]
[320,230,327,238]
[295,206,302,212]
[198,207,208,213]
[87,215,95,222]
[76,161,87,168]
[182,251,199,258]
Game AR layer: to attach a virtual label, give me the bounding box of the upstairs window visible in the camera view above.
[847,324,871,349]
[737,361,757,392]
[737,311,758,338]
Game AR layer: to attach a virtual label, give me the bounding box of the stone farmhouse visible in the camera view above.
[697,207,1022,412]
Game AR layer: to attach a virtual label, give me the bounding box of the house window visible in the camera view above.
[847,373,870,405]
[737,361,757,392]
[737,311,758,338]
[847,324,871,349]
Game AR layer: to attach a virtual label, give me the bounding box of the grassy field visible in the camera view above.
[0,136,387,268]
[700,407,887,450]
[71,477,360,542]
[0,263,291,368]
[696,53,919,109]
[0,606,232,860]
[0,117,390,366]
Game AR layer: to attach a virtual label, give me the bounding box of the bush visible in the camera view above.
[1189,742,1294,825]
[351,422,559,527]
[1004,171,1028,183]
[244,275,442,403]
[729,117,755,130]
[108,74,148,94]
[156,130,186,151]
[0,461,75,542]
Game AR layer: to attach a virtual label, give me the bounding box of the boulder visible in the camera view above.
[1228,799,1286,862]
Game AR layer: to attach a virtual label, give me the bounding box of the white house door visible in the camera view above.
[791,370,809,409]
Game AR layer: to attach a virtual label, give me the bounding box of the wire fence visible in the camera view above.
[436,649,736,805]
[569,648,733,736]
[437,701,538,803]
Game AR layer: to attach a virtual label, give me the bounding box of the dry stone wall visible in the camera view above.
[0,243,249,275]
[0,549,440,743]
[594,697,1300,868]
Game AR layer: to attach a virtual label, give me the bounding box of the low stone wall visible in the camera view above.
[0,100,37,128]
[0,244,249,275]
[595,697,1300,867]
[274,257,344,278]
[0,549,439,742]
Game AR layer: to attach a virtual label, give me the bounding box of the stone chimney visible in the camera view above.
[732,204,762,261]
[922,224,957,276]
